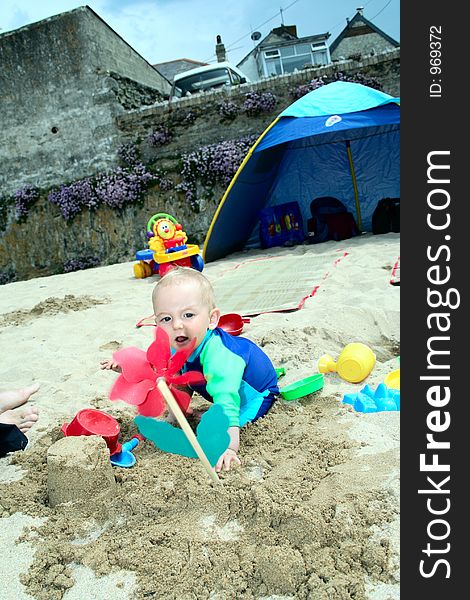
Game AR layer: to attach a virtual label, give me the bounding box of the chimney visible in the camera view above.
[272,25,297,38]
[215,34,226,62]
[283,25,297,37]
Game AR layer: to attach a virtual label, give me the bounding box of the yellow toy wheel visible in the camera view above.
[133,262,144,279]
[134,261,152,279]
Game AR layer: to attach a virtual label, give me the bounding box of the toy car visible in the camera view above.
[133,212,204,279]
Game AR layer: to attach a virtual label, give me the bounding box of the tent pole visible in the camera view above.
[345,140,362,231]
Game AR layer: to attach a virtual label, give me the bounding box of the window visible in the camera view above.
[263,49,282,75]
[311,42,329,66]
[229,69,242,84]
[282,54,312,72]
[175,68,231,95]
[262,42,330,76]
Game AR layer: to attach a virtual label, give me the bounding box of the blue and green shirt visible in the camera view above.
[182,328,279,427]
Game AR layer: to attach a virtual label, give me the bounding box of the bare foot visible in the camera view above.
[0,405,39,433]
[0,383,40,413]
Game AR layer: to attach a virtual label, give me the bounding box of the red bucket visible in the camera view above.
[61,408,121,455]
[218,313,250,336]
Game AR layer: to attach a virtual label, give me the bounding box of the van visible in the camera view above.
[171,62,250,99]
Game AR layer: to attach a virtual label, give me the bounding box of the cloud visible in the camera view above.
[1,0,400,66]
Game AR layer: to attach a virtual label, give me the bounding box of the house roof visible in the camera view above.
[329,11,399,53]
[237,25,330,68]
[152,58,208,81]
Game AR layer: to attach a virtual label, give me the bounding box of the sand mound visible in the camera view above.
[1,395,399,600]
[1,295,109,328]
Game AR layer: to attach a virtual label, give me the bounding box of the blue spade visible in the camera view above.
[110,437,140,468]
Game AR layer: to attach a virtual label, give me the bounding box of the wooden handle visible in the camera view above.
[156,378,219,483]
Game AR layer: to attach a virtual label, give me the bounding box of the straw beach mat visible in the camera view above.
[210,248,349,317]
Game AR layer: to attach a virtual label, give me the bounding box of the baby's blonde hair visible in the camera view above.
[152,267,216,310]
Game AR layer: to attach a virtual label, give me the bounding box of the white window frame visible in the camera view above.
[262,42,330,77]
[310,42,330,66]
[263,49,282,76]
[264,49,281,59]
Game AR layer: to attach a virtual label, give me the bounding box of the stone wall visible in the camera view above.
[0,6,170,198]
[331,32,396,61]
[109,72,169,110]
[0,193,175,281]
[119,49,400,154]
[0,49,400,283]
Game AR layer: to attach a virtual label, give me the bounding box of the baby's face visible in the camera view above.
[153,280,218,351]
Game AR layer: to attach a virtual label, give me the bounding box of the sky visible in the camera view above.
[0,0,399,67]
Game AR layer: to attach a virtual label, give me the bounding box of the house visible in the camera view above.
[237,25,330,82]
[329,8,399,61]
[153,58,208,82]
[0,5,172,196]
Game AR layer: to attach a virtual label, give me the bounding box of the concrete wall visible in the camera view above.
[0,6,170,197]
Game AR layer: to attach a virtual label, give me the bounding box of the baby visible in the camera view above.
[101,267,279,472]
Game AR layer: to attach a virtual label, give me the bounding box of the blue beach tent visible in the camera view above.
[203,81,400,262]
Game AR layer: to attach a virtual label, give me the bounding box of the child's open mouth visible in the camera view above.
[174,335,189,346]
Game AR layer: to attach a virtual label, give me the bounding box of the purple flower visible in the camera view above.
[14,185,39,221]
[159,177,174,191]
[178,134,258,210]
[218,101,239,120]
[117,142,139,166]
[331,71,382,90]
[148,126,173,147]
[290,77,326,100]
[0,269,15,285]
[95,163,156,210]
[242,92,277,116]
[63,256,101,273]
[48,179,99,221]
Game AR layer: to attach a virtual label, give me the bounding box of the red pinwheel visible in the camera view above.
[109,327,206,416]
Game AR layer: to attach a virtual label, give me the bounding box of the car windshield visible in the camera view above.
[176,68,231,95]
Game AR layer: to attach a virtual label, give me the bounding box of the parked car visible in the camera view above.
[171,62,250,98]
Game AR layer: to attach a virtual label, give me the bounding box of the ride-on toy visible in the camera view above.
[133,212,204,278]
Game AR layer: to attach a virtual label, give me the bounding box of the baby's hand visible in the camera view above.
[215,448,241,473]
[100,359,122,373]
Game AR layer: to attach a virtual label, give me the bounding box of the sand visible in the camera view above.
[0,232,400,600]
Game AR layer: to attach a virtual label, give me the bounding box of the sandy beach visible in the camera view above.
[0,232,400,600]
